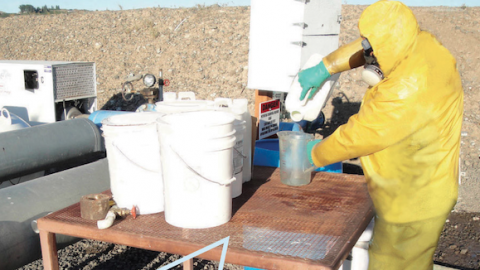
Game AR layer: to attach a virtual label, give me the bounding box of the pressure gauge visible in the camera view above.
[143,74,156,87]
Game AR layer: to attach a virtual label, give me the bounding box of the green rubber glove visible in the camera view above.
[307,139,322,166]
[298,61,331,100]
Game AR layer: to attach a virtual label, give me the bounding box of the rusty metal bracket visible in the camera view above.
[80,194,111,220]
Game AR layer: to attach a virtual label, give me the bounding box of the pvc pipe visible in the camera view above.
[0,158,110,270]
[0,108,31,132]
[97,210,116,230]
[0,118,104,182]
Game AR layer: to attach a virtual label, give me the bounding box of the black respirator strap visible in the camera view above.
[361,38,374,57]
[362,38,380,66]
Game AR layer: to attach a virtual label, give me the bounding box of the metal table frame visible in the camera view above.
[38,166,374,270]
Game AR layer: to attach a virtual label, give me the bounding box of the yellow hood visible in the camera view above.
[358,0,420,76]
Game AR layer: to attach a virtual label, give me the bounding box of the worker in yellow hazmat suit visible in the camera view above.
[298,1,463,269]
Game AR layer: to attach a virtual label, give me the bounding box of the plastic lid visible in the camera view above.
[158,110,235,128]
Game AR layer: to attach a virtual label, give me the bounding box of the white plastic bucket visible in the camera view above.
[157,111,236,229]
[101,112,165,215]
[214,98,252,183]
[159,110,234,139]
[232,121,246,198]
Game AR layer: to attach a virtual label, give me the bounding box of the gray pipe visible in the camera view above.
[0,118,104,182]
[0,158,110,270]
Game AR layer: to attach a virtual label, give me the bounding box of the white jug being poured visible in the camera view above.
[285,54,340,122]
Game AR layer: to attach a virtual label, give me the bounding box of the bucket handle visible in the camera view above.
[169,144,235,186]
[112,142,160,174]
[234,147,247,159]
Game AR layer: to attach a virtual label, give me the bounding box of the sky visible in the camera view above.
[2,0,479,14]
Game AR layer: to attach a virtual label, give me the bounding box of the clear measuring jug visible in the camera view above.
[277,131,316,186]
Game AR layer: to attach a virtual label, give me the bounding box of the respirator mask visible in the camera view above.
[361,38,384,87]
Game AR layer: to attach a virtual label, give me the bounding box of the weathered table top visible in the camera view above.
[38,166,374,270]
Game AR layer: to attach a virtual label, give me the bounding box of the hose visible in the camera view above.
[97,209,117,230]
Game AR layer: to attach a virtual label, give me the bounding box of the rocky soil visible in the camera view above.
[1,4,479,270]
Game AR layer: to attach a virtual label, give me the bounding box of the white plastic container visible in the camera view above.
[232,121,246,198]
[163,92,177,102]
[214,98,245,197]
[285,53,340,122]
[156,111,236,229]
[157,110,234,138]
[155,98,214,114]
[162,91,197,102]
[214,98,253,183]
[101,112,165,215]
[234,99,253,183]
[177,91,196,100]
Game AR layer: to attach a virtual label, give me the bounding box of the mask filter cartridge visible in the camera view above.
[362,65,384,87]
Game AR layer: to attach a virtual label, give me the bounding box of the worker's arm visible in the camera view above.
[311,77,428,167]
[299,38,365,100]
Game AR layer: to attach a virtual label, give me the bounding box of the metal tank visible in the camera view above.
[0,159,110,270]
[0,118,104,183]
[0,118,109,269]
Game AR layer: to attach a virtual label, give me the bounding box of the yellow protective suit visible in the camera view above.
[310,1,463,269]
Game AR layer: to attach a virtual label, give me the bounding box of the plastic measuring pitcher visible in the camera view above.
[277,131,315,186]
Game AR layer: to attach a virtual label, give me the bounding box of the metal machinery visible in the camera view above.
[0,60,97,125]
[121,70,170,105]
[0,61,108,269]
[0,63,169,269]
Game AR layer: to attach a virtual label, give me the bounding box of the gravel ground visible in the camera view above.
[435,213,480,270]
[19,239,242,270]
[2,4,479,270]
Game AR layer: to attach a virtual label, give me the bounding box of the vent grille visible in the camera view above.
[53,63,96,101]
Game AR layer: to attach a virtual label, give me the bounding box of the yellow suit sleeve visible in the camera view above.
[311,76,429,167]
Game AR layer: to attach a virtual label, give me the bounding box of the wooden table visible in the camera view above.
[38,166,374,270]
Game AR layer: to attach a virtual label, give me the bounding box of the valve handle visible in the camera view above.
[122,82,134,101]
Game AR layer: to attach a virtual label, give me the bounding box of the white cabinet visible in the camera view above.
[303,0,342,36]
[247,0,342,92]
[0,60,97,125]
